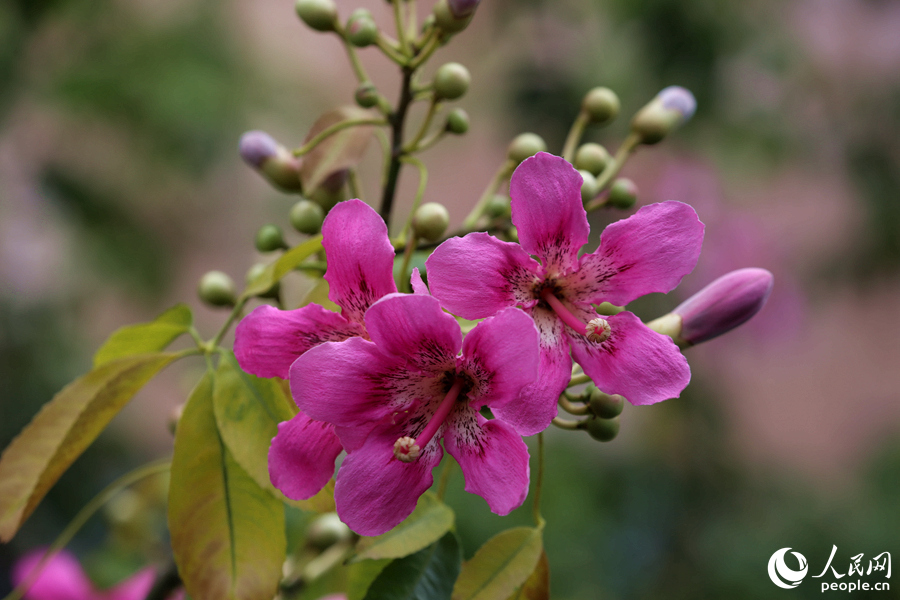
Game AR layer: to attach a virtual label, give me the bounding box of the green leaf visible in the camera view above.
[301,276,340,312]
[348,559,392,600]
[363,531,462,600]
[506,551,549,600]
[452,527,543,600]
[168,371,286,600]
[300,106,378,191]
[0,353,177,542]
[352,492,455,563]
[93,304,192,367]
[244,235,323,298]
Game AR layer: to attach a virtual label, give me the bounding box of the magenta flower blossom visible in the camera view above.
[426,152,705,432]
[234,199,397,500]
[12,549,182,600]
[290,293,541,536]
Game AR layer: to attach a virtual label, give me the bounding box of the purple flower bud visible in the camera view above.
[448,0,481,18]
[239,130,279,168]
[673,268,773,344]
[658,86,697,122]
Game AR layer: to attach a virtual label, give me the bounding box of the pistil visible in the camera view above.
[394,376,465,462]
[540,288,611,343]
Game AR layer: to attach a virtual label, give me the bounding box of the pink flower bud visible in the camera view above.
[673,268,773,344]
[448,0,481,18]
[658,86,696,121]
[238,130,279,168]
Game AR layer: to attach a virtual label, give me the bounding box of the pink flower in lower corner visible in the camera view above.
[12,549,182,600]
[234,199,398,501]
[290,293,541,536]
[426,152,705,433]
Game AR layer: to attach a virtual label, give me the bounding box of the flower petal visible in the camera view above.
[12,549,95,600]
[564,201,704,306]
[426,233,540,320]
[322,199,397,324]
[334,423,443,536]
[459,308,540,409]
[510,152,589,275]
[365,294,461,372]
[444,408,530,516]
[491,306,570,436]
[235,304,362,379]
[268,412,343,501]
[410,267,429,295]
[568,309,690,405]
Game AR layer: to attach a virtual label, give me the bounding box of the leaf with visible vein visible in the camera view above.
[363,531,462,600]
[93,304,192,367]
[452,527,543,600]
[244,236,323,298]
[352,492,455,563]
[507,551,549,600]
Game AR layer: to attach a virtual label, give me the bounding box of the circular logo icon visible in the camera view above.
[768,548,809,589]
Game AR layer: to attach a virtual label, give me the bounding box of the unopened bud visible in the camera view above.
[289,199,325,234]
[631,86,696,145]
[573,143,610,176]
[607,178,638,209]
[448,0,481,18]
[198,271,236,307]
[485,194,510,219]
[246,263,281,299]
[434,63,471,100]
[347,9,378,47]
[445,108,470,134]
[433,0,473,33]
[672,268,773,345]
[295,0,338,32]
[306,513,351,550]
[586,385,624,419]
[355,82,380,108]
[412,202,450,241]
[584,415,620,442]
[579,170,599,203]
[255,225,288,253]
[239,131,302,192]
[581,87,620,125]
[507,133,547,164]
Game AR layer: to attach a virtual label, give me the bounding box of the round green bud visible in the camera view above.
[255,224,288,253]
[295,0,338,32]
[485,194,510,219]
[355,82,380,108]
[198,270,236,307]
[507,133,547,164]
[347,9,378,47]
[245,263,281,299]
[433,0,473,34]
[573,143,611,176]
[607,178,638,209]
[306,512,351,550]
[578,169,599,203]
[289,199,325,234]
[582,87,620,124]
[584,415,620,442]
[412,202,450,242]
[433,63,471,101]
[445,108,470,134]
[587,386,625,419]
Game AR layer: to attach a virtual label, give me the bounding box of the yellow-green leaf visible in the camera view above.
[452,527,543,600]
[213,352,297,494]
[288,479,336,514]
[168,372,286,600]
[244,236,323,298]
[351,492,455,563]
[0,353,177,542]
[347,559,392,600]
[507,551,549,600]
[301,276,340,312]
[300,106,378,191]
[93,304,192,367]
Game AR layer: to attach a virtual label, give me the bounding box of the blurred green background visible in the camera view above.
[2,0,899,598]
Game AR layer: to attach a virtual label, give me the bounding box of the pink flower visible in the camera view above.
[290,293,541,536]
[235,199,397,500]
[12,549,181,600]
[426,152,705,432]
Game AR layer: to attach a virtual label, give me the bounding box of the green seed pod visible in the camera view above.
[573,143,611,176]
[198,271,236,307]
[433,0,473,33]
[445,108,470,134]
[412,202,450,242]
[485,194,510,219]
[578,169,599,203]
[255,224,288,253]
[290,199,325,234]
[347,9,378,47]
[587,385,625,419]
[582,87,620,125]
[607,178,638,209]
[306,512,351,550]
[433,63,471,101]
[295,0,338,32]
[507,133,547,164]
[630,86,697,144]
[355,82,380,108]
[245,263,281,299]
[584,415,620,442]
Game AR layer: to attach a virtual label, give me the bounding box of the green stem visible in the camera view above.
[568,373,591,387]
[398,232,418,292]
[380,68,415,228]
[403,96,440,152]
[462,160,515,229]
[531,433,546,528]
[294,118,387,157]
[335,25,370,84]
[209,296,249,350]
[551,416,583,430]
[561,111,589,162]
[375,32,407,65]
[397,154,428,244]
[393,0,411,57]
[405,0,418,42]
[436,458,455,501]
[559,392,591,416]
[591,132,641,195]
[348,168,363,201]
[408,30,441,70]
[411,128,446,153]
[2,460,172,600]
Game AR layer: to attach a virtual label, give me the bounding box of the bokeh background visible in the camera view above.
[2,0,900,598]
